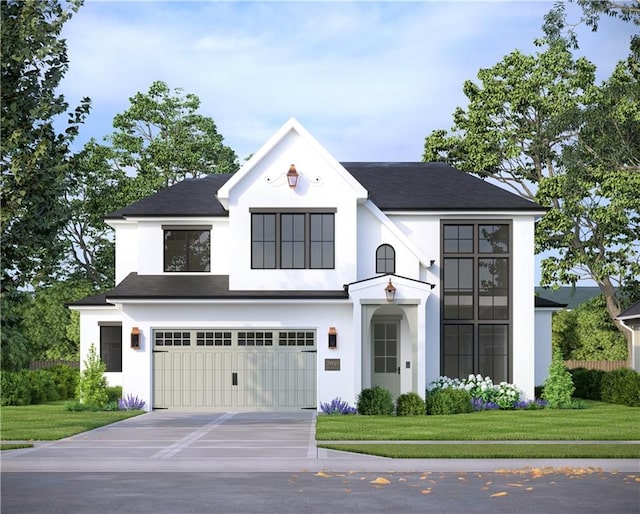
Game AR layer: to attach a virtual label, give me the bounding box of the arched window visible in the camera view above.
[376,244,395,274]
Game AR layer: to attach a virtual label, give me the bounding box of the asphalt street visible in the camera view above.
[2,469,639,514]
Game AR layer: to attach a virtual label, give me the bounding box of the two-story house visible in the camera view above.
[71,118,549,411]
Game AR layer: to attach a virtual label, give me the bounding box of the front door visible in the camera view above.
[371,321,400,400]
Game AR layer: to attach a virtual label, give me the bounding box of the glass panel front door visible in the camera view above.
[371,321,400,400]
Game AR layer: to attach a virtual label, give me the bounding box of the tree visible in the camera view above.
[61,141,125,288]
[109,80,239,195]
[21,280,94,361]
[62,81,239,288]
[423,41,640,357]
[0,290,31,371]
[553,296,628,360]
[543,0,640,65]
[1,0,90,291]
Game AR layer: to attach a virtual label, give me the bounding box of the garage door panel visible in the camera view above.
[153,329,316,410]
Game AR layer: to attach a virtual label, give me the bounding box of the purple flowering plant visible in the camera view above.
[320,397,357,415]
[118,394,146,411]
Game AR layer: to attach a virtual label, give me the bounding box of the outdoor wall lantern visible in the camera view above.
[328,326,337,349]
[287,164,299,188]
[131,327,140,349]
[384,278,396,303]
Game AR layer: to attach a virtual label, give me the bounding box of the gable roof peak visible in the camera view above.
[216,118,367,208]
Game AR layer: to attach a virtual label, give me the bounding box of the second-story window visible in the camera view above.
[164,227,211,272]
[251,212,335,269]
[376,244,395,274]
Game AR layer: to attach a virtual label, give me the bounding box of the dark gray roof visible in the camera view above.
[106,174,232,219]
[106,163,544,219]
[535,296,567,309]
[535,286,604,310]
[103,273,348,301]
[619,300,640,319]
[67,292,113,307]
[343,162,544,211]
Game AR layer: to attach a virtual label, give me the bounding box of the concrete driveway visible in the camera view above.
[2,410,637,473]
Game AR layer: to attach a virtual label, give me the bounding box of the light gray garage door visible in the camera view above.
[153,329,316,410]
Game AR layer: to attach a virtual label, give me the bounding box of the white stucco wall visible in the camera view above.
[356,205,422,280]
[511,215,536,399]
[111,221,138,285]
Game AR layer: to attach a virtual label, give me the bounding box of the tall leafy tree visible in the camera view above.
[1,0,89,370]
[1,0,90,291]
[109,80,239,195]
[423,41,640,355]
[21,279,94,361]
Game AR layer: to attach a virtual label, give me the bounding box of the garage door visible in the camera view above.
[152,329,316,410]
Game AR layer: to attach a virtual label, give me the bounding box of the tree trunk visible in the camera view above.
[598,276,632,367]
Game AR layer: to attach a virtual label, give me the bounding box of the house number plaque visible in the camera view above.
[324,359,341,371]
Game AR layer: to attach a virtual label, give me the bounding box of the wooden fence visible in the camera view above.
[30,360,80,370]
[564,360,628,372]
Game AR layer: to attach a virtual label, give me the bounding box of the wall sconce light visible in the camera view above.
[328,326,337,349]
[131,327,140,349]
[287,164,299,188]
[384,278,396,302]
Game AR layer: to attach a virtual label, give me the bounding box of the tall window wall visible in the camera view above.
[441,223,511,383]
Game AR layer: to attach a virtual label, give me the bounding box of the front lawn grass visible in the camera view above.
[319,443,640,459]
[1,401,143,442]
[316,401,640,441]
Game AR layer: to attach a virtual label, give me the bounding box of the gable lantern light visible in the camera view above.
[287,164,299,188]
[384,278,396,303]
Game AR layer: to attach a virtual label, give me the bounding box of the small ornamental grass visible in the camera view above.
[320,397,357,415]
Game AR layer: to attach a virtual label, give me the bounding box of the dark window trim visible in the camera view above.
[163,228,211,273]
[376,244,396,274]
[251,211,335,270]
[162,225,212,230]
[100,324,122,373]
[440,220,513,382]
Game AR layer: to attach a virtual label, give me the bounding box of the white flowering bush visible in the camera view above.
[427,374,524,410]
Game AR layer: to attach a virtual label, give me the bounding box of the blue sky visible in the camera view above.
[61,0,635,162]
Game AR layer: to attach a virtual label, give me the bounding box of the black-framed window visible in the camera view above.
[100,325,122,372]
[376,244,395,274]
[441,222,511,383]
[251,212,334,269]
[164,228,210,272]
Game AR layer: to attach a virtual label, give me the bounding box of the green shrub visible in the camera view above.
[426,388,473,415]
[76,344,109,408]
[106,386,123,403]
[48,365,80,400]
[27,369,60,403]
[570,367,605,401]
[0,371,31,406]
[542,350,575,408]
[396,392,426,416]
[600,368,640,407]
[357,386,394,415]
